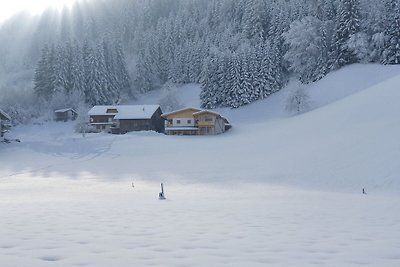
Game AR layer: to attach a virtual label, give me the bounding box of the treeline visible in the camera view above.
[1,0,400,113]
[33,40,131,106]
[135,0,400,108]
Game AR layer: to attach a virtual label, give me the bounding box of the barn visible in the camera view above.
[88,105,164,134]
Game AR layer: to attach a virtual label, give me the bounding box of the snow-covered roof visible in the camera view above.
[0,108,11,121]
[54,108,76,113]
[88,105,160,120]
[161,107,202,118]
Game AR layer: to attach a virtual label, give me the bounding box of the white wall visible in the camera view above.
[173,118,195,127]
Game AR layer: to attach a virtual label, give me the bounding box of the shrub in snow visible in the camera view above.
[75,123,98,134]
[74,105,97,134]
[285,84,311,115]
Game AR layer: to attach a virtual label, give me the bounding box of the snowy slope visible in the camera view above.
[1,64,400,267]
[2,64,399,192]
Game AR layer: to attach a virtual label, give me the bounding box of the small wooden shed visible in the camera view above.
[54,108,77,122]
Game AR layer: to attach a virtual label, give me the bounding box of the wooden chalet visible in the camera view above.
[88,105,164,134]
[162,107,230,136]
[54,108,77,122]
[0,108,11,138]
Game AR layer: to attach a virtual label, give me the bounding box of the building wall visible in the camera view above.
[194,113,223,135]
[151,108,165,133]
[164,109,201,119]
[215,117,225,134]
[119,119,150,133]
[55,111,77,121]
[172,117,195,127]
[117,108,165,134]
[90,115,115,123]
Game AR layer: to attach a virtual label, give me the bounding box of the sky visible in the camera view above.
[0,0,78,23]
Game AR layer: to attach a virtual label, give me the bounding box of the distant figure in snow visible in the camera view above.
[159,183,166,200]
[132,182,134,188]
[362,188,367,194]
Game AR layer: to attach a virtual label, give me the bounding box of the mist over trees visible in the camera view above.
[0,0,400,122]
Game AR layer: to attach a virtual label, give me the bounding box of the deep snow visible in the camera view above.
[1,64,400,266]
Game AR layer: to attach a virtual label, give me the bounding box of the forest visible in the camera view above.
[0,0,399,123]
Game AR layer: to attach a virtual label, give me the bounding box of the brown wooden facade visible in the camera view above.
[113,107,164,134]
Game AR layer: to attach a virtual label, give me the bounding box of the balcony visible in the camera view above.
[196,120,214,127]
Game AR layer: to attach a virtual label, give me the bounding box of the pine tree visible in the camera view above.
[101,40,119,103]
[333,0,361,67]
[226,52,242,108]
[114,40,133,96]
[33,45,52,99]
[258,43,274,98]
[70,42,85,98]
[283,16,327,83]
[242,0,266,41]
[383,0,400,64]
[237,52,252,106]
[135,46,155,93]
[85,45,106,105]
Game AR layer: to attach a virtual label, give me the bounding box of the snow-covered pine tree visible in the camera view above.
[200,52,222,109]
[258,42,274,99]
[70,42,85,99]
[283,16,326,83]
[333,0,361,67]
[85,45,106,105]
[248,44,261,102]
[134,46,155,93]
[114,40,133,96]
[242,0,266,42]
[382,0,400,64]
[61,42,75,94]
[225,52,244,108]
[268,42,285,93]
[33,45,52,99]
[82,40,91,89]
[237,51,253,107]
[98,42,119,104]
[101,40,120,103]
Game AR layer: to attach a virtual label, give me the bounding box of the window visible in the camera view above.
[106,109,118,113]
[187,120,191,124]
[177,120,181,124]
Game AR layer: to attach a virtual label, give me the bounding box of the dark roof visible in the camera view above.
[54,108,77,114]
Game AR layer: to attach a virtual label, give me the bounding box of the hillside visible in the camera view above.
[2,64,400,192]
[0,65,400,267]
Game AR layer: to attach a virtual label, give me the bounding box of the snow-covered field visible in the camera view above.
[1,64,400,266]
